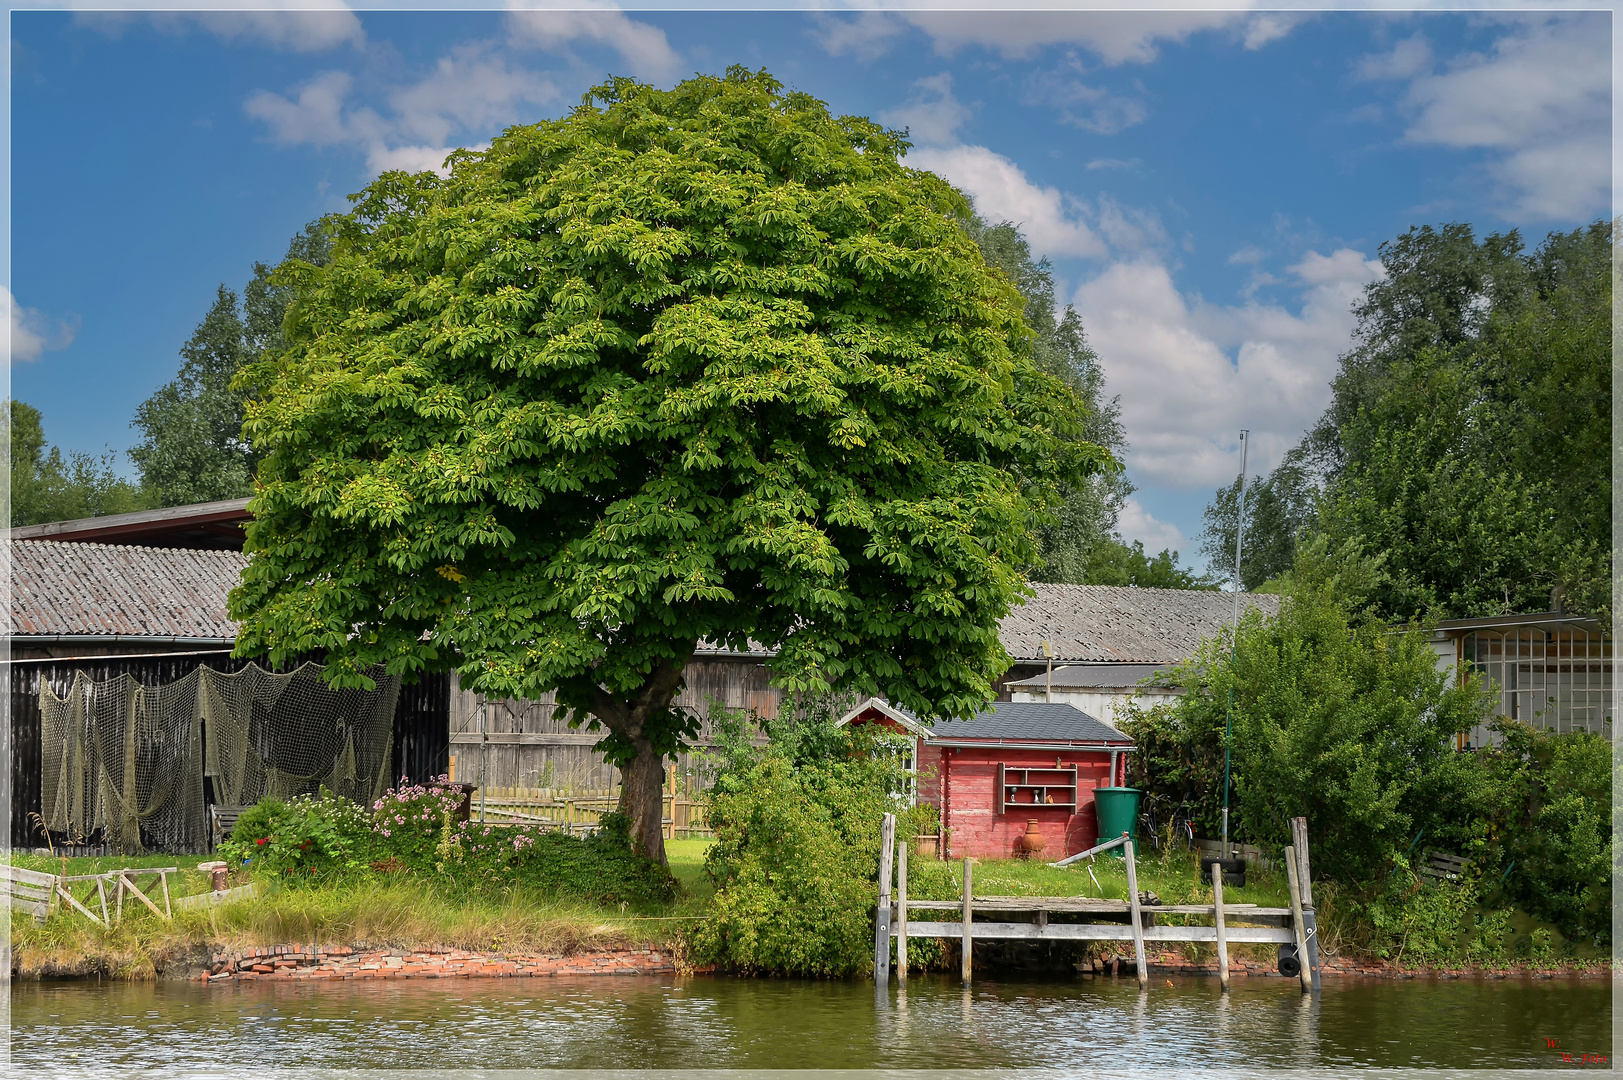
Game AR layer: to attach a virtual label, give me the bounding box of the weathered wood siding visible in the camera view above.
[448,655,784,793]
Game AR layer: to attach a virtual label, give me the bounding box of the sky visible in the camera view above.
[6,5,1613,572]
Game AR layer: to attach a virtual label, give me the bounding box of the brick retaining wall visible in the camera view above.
[198,945,675,983]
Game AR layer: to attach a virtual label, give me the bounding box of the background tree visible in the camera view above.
[1198,219,1610,618]
[6,399,144,526]
[130,223,332,506]
[231,70,1109,864]
[1198,451,1317,590]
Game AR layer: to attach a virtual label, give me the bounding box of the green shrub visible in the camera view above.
[1467,721,1611,946]
[688,722,936,976]
[368,777,673,904]
[1122,539,1489,886]
[219,789,375,882]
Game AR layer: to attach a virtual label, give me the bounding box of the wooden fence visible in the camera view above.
[456,781,710,840]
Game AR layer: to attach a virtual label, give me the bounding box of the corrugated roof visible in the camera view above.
[8,540,249,639]
[929,701,1132,744]
[1005,662,1174,689]
[998,584,1281,664]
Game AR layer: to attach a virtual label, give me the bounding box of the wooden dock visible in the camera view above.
[875,815,1322,993]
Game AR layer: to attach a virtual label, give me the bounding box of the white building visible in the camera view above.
[1004,663,1181,727]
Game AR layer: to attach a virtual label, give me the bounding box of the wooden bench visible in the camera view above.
[1,865,56,924]
[209,804,255,851]
[1421,851,1468,881]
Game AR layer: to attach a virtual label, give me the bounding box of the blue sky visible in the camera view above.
[6,7,1612,571]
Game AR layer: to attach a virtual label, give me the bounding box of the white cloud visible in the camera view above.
[1396,16,1608,220]
[4,288,78,365]
[76,7,363,53]
[505,7,681,82]
[1086,158,1141,172]
[1356,33,1432,81]
[388,45,559,147]
[1117,498,1188,555]
[905,145,1107,259]
[809,12,909,63]
[246,50,557,178]
[905,11,1298,65]
[246,71,355,147]
[1242,13,1306,51]
[1074,249,1382,488]
[883,73,972,147]
[1022,60,1149,135]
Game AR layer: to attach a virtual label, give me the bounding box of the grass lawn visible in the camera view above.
[959,846,1291,910]
[8,840,722,979]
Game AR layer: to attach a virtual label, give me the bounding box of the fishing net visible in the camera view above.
[201,662,399,808]
[39,662,400,854]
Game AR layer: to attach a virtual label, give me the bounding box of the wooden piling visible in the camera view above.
[874,812,896,985]
[1213,865,1230,992]
[961,858,974,984]
[1292,817,1321,992]
[1284,844,1312,993]
[1123,838,1148,989]
[896,838,908,982]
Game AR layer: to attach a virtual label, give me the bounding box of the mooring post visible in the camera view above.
[874,812,896,985]
[961,857,975,984]
[1284,844,1312,994]
[1213,863,1230,992]
[1123,836,1148,989]
[896,837,909,982]
[1292,816,1321,993]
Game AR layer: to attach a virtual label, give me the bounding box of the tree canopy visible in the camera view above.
[1200,219,1611,619]
[6,399,144,526]
[231,69,1110,860]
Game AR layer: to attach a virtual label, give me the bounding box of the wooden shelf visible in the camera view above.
[996,763,1078,813]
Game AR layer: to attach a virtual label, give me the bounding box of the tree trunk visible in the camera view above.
[618,738,667,865]
[591,647,693,868]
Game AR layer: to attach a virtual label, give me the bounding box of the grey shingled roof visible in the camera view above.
[9,540,249,639]
[1005,663,1174,690]
[929,700,1131,744]
[998,584,1281,664]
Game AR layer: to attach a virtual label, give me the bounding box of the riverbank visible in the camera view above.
[195,944,677,982]
[10,843,1604,984]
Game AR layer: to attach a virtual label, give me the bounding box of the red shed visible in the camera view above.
[839,697,1135,861]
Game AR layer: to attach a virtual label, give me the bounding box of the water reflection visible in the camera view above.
[10,972,1610,1072]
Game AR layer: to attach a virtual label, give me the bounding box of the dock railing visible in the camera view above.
[873,813,1321,993]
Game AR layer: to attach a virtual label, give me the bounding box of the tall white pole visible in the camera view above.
[1221,430,1249,859]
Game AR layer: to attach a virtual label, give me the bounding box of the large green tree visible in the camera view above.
[231,70,1109,862]
[1198,220,1610,618]
[131,223,332,506]
[6,399,144,526]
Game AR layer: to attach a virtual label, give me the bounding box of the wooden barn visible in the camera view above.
[5,502,450,851]
[839,697,1134,861]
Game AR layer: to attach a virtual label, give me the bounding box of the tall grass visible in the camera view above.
[10,841,718,980]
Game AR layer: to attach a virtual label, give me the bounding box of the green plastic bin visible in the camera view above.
[1093,786,1141,856]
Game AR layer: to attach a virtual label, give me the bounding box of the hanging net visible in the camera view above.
[39,662,400,854]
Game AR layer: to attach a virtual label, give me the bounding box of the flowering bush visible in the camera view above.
[218,788,374,881]
[369,776,468,861]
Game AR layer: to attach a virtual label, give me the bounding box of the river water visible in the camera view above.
[8,971,1610,1076]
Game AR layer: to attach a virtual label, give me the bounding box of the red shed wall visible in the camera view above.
[934,745,1117,860]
